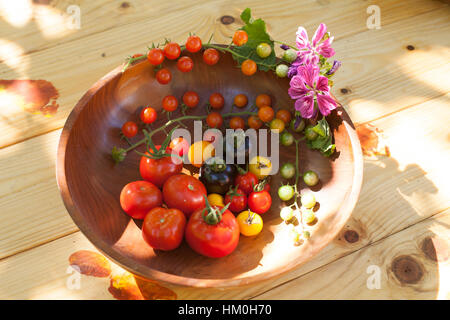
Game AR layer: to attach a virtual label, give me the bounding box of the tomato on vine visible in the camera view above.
[162,95,178,112]
[185,35,202,53]
[255,94,271,108]
[163,42,181,60]
[177,56,194,72]
[269,118,285,133]
[248,115,263,129]
[258,106,275,123]
[229,116,245,130]
[182,91,200,108]
[121,121,138,138]
[155,68,172,84]
[256,43,272,58]
[241,59,257,76]
[209,92,224,109]
[140,107,157,124]
[232,30,248,46]
[233,93,248,108]
[147,48,164,65]
[203,48,219,65]
[206,112,223,128]
[276,109,292,124]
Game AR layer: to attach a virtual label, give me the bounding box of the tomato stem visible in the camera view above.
[203,44,277,69]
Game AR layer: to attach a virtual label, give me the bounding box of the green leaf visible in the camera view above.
[306,118,335,157]
[240,8,251,24]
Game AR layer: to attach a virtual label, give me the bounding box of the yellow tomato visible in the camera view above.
[269,118,285,133]
[249,156,272,180]
[188,141,215,168]
[207,193,224,207]
[236,211,263,236]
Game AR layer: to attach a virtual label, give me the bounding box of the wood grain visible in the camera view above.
[0,2,448,147]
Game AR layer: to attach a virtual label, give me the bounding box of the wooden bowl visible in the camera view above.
[57,49,363,288]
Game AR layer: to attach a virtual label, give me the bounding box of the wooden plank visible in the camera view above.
[0,94,449,298]
[253,209,450,299]
[0,2,448,147]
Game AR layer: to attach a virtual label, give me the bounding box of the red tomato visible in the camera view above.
[224,188,247,214]
[119,181,162,219]
[232,30,248,46]
[140,107,157,124]
[209,92,224,109]
[142,207,186,251]
[156,68,172,84]
[177,56,194,72]
[185,206,240,258]
[140,152,183,188]
[163,42,181,60]
[185,35,202,53]
[182,91,200,108]
[248,190,272,214]
[162,95,178,112]
[121,121,138,138]
[169,137,189,156]
[147,48,164,65]
[235,172,259,195]
[206,112,223,128]
[162,174,207,218]
[229,116,245,130]
[203,48,219,65]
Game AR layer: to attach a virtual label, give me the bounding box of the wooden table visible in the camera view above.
[0,0,449,300]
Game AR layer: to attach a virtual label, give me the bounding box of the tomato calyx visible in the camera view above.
[136,126,182,161]
[244,209,258,225]
[201,195,230,225]
[253,178,269,192]
[226,185,243,202]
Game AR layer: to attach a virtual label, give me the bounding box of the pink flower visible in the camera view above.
[288,64,337,118]
[296,23,335,64]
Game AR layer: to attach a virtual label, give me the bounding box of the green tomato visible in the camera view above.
[256,43,272,58]
[280,207,294,221]
[301,192,316,209]
[283,49,297,63]
[290,118,305,132]
[280,162,295,179]
[303,170,319,187]
[280,131,294,146]
[303,209,316,224]
[276,64,288,78]
[304,125,318,140]
[278,185,295,201]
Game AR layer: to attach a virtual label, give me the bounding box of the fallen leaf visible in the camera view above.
[68,250,111,277]
[108,271,177,300]
[0,79,59,116]
[356,123,390,157]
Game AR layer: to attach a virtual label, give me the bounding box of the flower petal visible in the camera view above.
[297,63,319,88]
[316,93,337,116]
[295,95,316,119]
[296,27,309,49]
[312,23,327,47]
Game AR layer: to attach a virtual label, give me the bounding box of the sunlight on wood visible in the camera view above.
[33,5,75,39]
[0,0,32,28]
[0,39,28,77]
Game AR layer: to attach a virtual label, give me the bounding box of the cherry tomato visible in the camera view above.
[232,30,248,46]
[162,174,207,218]
[203,48,220,65]
[248,189,272,214]
[258,106,275,122]
[185,206,240,258]
[248,115,263,129]
[162,95,178,112]
[142,207,186,251]
[249,156,272,180]
[209,92,224,109]
[255,94,271,108]
[163,42,181,60]
[156,68,172,85]
[207,193,225,207]
[185,35,202,53]
[233,94,248,108]
[229,116,245,130]
[224,188,247,214]
[276,109,292,124]
[177,56,194,72]
[140,107,157,124]
[182,91,200,108]
[235,171,259,195]
[147,48,164,65]
[236,211,263,237]
[256,43,272,58]
[169,137,189,157]
[269,118,285,133]
[120,181,163,219]
[140,151,183,188]
[206,112,223,128]
[122,121,138,138]
[188,141,215,168]
[241,59,257,76]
